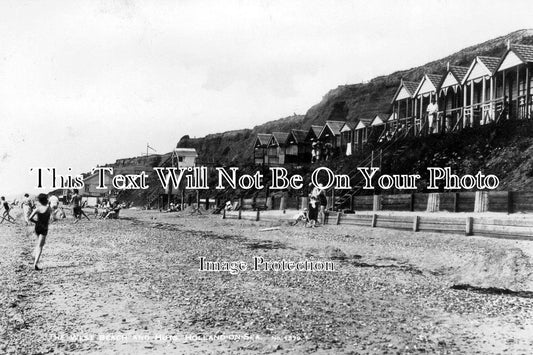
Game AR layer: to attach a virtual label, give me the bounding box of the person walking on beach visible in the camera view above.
[310,184,327,225]
[307,196,318,227]
[1,196,16,224]
[28,193,51,271]
[317,185,327,225]
[71,189,90,223]
[21,193,35,225]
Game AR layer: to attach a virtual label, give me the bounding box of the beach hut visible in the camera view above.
[267,132,289,166]
[461,56,500,127]
[369,113,389,143]
[317,121,345,147]
[285,129,310,164]
[317,120,345,159]
[354,118,372,151]
[304,125,323,144]
[413,74,443,134]
[174,148,198,168]
[494,43,533,120]
[253,133,272,165]
[304,125,324,162]
[439,63,469,132]
[391,79,418,135]
[340,121,356,156]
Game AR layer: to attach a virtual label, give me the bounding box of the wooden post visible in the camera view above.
[181,189,185,211]
[465,217,473,236]
[526,65,530,119]
[463,83,468,128]
[196,190,200,209]
[256,209,260,221]
[515,65,520,119]
[413,97,417,132]
[412,215,419,232]
[238,208,242,219]
[481,77,486,124]
[266,196,273,210]
[489,76,494,122]
[373,195,380,211]
[426,193,440,212]
[222,208,226,219]
[239,197,244,211]
[335,212,341,225]
[503,69,506,108]
[371,214,377,228]
[470,80,474,126]
[167,182,173,211]
[419,96,423,134]
[453,192,458,212]
[474,191,488,213]
[508,191,514,214]
[406,95,410,121]
[280,196,286,211]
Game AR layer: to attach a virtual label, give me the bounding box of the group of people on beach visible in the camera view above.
[293,184,327,227]
[307,184,327,227]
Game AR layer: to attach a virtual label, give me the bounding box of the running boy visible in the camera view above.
[28,193,52,271]
[1,196,16,224]
[71,189,90,222]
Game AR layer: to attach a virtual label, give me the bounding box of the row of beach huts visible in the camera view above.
[254,42,533,165]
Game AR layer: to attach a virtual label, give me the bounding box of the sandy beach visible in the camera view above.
[2,207,533,354]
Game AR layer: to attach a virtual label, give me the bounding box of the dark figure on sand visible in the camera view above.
[28,193,52,271]
[1,196,16,224]
[71,189,90,223]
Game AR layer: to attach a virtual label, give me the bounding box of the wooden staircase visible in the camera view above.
[333,130,409,211]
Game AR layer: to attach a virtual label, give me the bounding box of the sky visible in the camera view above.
[1,0,533,197]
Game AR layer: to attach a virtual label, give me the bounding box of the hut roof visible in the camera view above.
[355,118,372,130]
[270,132,290,146]
[174,148,198,157]
[288,130,308,144]
[371,113,389,126]
[449,65,469,82]
[391,80,419,103]
[255,133,272,147]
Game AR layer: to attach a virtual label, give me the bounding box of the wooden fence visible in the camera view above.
[219,208,533,239]
[213,191,533,216]
[330,212,532,239]
[351,191,533,214]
